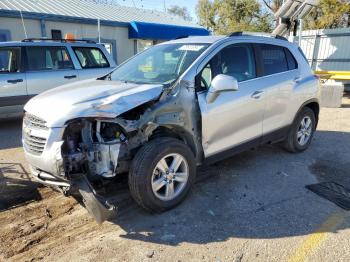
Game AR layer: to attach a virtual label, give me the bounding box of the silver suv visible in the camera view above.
[22,33,320,223]
[0,38,116,118]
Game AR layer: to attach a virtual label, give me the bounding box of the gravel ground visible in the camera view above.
[0,95,350,262]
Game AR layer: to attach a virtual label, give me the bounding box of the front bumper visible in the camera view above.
[23,122,118,223]
[23,126,65,177]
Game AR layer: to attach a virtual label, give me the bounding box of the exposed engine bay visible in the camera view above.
[62,119,135,222]
[63,120,128,179]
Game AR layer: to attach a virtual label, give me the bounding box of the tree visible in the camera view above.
[196,0,216,30]
[167,5,193,21]
[261,0,283,13]
[304,0,350,29]
[196,0,272,34]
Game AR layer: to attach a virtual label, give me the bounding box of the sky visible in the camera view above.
[119,0,198,19]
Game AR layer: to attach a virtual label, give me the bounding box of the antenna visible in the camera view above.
[19,10,28,39]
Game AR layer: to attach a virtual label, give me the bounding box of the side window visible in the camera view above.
[197,44,256,90]
[73,47,109,69]
[260,44,288,76]
[26,46,74,71]
[284,48,298,70]
[0,47,20,73]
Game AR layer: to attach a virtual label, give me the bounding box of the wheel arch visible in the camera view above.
[295,99,320,128]
[149,125,200,160]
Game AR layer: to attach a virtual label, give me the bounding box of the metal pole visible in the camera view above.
[299,19,303,47]
[97,19,101,44]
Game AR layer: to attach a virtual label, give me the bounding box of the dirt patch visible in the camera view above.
[0,186,98,261]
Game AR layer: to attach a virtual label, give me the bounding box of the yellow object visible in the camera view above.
[314,70,350,80]
[288,211,347,262]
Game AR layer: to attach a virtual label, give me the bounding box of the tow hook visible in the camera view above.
[72,174,117,224]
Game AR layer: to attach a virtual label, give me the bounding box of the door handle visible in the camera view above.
[251,90,264,99]
[7,79,23,84]
[294,76,302,83]
[64,75,77,79]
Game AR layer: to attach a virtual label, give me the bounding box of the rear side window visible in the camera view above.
[260,44,288,76]
[25,46,74,71]
[285,48,298,70]
[0,47,20,73]
[73,47,109,69]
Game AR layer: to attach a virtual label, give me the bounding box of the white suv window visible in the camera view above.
[0,47,20,73]
[25,46,74,71]
[73,47,109,69]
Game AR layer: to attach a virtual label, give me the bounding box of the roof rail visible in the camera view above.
[22,38,96,44]
[227,31,288,41]
[174,35,189,40]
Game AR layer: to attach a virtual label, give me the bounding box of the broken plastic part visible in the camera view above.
[73,174,117,224]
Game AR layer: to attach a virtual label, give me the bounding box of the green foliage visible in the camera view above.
[196,0,272,34]
[167,5,193,21]
[304,0,350,29]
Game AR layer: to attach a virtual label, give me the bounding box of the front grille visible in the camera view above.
[23,113,48,155]
[23,132,47,155]
[23,113,48,130]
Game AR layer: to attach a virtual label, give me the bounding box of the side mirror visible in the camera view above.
[206,74,239,103]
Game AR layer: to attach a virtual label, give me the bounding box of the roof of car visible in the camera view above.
[162,34,294,47]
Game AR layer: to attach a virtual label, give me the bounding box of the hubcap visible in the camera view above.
[297,116,312,146]
[151,153,189,201]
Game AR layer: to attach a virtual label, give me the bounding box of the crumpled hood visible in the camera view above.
[24,79,163,127]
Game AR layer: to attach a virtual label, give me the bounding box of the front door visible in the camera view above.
[0,46,27,116]
[197,43,266,158]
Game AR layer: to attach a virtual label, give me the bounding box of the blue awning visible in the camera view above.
[129,21,210,40]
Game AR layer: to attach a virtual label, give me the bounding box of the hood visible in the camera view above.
[24,79,163,127]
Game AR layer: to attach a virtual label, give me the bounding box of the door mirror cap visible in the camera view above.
[206,74,239,103]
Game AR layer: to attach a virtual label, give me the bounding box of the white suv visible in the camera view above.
[0,38,116,118]
[23,33,320,223]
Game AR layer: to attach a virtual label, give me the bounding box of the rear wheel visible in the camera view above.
[283,107,316,153]
[128,137,196,212]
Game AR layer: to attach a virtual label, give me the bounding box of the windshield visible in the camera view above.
[110,43,209,85]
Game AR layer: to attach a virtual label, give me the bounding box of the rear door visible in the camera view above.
[0,46,27,116]
[72,46,114,80]
[24,45,79,96]
[255,44,299,138]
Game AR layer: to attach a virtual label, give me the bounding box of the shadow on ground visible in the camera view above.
[0,163,42,211]
[0,119,22,150]
[104,130,350,245]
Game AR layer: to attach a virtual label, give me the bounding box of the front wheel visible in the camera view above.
[128,137,196,212]
[283,107,316,153]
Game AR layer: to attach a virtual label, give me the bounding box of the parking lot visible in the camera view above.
[0,95,349,262]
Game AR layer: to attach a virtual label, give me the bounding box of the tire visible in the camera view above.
[128,137,196,212]
[283,107,316,153]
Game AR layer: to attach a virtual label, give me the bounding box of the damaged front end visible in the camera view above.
[62,118,136,223]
